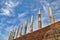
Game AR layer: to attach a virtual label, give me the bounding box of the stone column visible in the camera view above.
[20,24,23,37]
[8,32,11,40]
[24,19,28,35]
[38,9,42,29]
[16,27,19,38]
[13,28,16,39]
[30,16,34,32]
[8,31,14,40]
[48,7,55,24]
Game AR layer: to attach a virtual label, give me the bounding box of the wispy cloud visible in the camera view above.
[1,8,11,16]
[18,13,25,18]
[0,0,19,16]
[5,1,19,8]
[18,12,27,18]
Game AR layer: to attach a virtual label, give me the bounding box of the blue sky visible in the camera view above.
[0,0,60,40]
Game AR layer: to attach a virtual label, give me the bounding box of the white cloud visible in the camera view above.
[5,1,19,8]
[0,0,19,16]
[1,8,11,16]
[18,12,27,18]
[32,8,38,12]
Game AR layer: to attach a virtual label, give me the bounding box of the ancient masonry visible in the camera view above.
[8,7,60,40]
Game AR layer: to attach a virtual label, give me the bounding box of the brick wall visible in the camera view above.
[14,21,60,40]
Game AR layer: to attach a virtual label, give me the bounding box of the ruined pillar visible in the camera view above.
[24,19,28,35]
[8,31,14,40]
[13,28,17,39]
[16,26,20,38]
[38,9,42,29]
[20,24,23,37]
[8,32,11,40]
[48,7,55,24]
[30,16,34,32]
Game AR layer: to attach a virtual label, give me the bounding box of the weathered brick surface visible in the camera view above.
[14,21,60,40]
